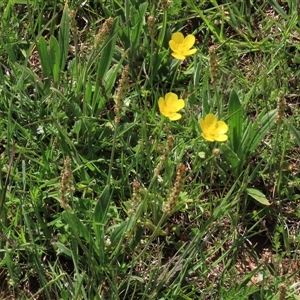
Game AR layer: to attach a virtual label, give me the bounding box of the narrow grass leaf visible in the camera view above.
[246,188,271,206]
[287,122,300,146]
[268,0,287,17]
[84,78,92,105]
[186,0,225,43]
[249,109,277,153]
[93,185,110,262]
[228,89,243,153]
[58,1,70,70]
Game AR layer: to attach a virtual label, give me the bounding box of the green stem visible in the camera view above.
[170,60,181,91]
[107,120,120,187]
[213,82,221,118]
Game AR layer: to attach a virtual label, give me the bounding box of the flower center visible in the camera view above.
[174,43,188,54]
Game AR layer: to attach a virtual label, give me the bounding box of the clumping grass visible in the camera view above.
[0,0,300,299]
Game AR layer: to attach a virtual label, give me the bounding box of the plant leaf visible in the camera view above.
[247,188,271,206]
[286,122,300,146]
[220,143,240,170]
[228,89,243,153]
[49,36,60,85]
[58,1,70,70]
[96,18,119,81]
[249,109,277,153]
[37,36,51,78]
[62,211,92,243]
[93,185,110,233]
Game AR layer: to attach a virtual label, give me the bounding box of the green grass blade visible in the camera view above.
[58,1,70,70]
[49,36,61,85]
[94,185,110,228]
[249,109,277,153]
[228,89,243,154]
[286,121,300,146]
[37,36,51,78]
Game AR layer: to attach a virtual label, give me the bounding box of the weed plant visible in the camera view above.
[0,0,300,299]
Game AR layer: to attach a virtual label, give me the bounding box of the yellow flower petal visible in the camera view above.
[171,52,186,60]
[171,32,184,43]
[201,132,214,142]
[200,114,228,142]
[216,121,228,134]
[214,134,228,142]
[184,34,196,48]
[158,97,167,116]
[172,99,185,111]
[165,93,185,113]
[185,49,197,56]
[169,40,178,53]
[204,114,217,127]
[165,92,178,106]
[158,93,185,121]
[169,113,182,121]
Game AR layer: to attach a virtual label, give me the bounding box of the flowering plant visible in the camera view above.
[158,92,185,121]
[199,114,228,142]
[169,32,197,60]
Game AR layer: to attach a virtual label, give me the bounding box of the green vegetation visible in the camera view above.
[0,0,300,299]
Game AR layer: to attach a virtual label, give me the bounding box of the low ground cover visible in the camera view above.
[0,0,300,299]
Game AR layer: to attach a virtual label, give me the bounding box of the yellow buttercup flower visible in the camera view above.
[169,32,197,60]
[158,92,185,121]
[199,114,228,142]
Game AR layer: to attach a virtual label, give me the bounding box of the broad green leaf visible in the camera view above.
[58,1,70,70]
[94,185,110,230]
[104,50,128,94]
[96,17,119,81]
[54,242,72,257]
[228,89,243,153]
[93,185,110,262]
[84,78,92,105]
[247,188,271,206]
[62,211,92,243]
[49,36,60,85]
[220,143,240,170]
[130,3,148,53]
[93,18,119,110]
[240,116,255,157]
[37,36,51,77]
[110,221,128,247]
[286,122,300,146]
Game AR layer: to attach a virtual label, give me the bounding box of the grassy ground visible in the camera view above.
[0,0,300,299]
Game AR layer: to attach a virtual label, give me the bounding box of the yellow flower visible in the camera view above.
[158,92,185,121]
[169,32,197,60]
[199,114,228,142]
